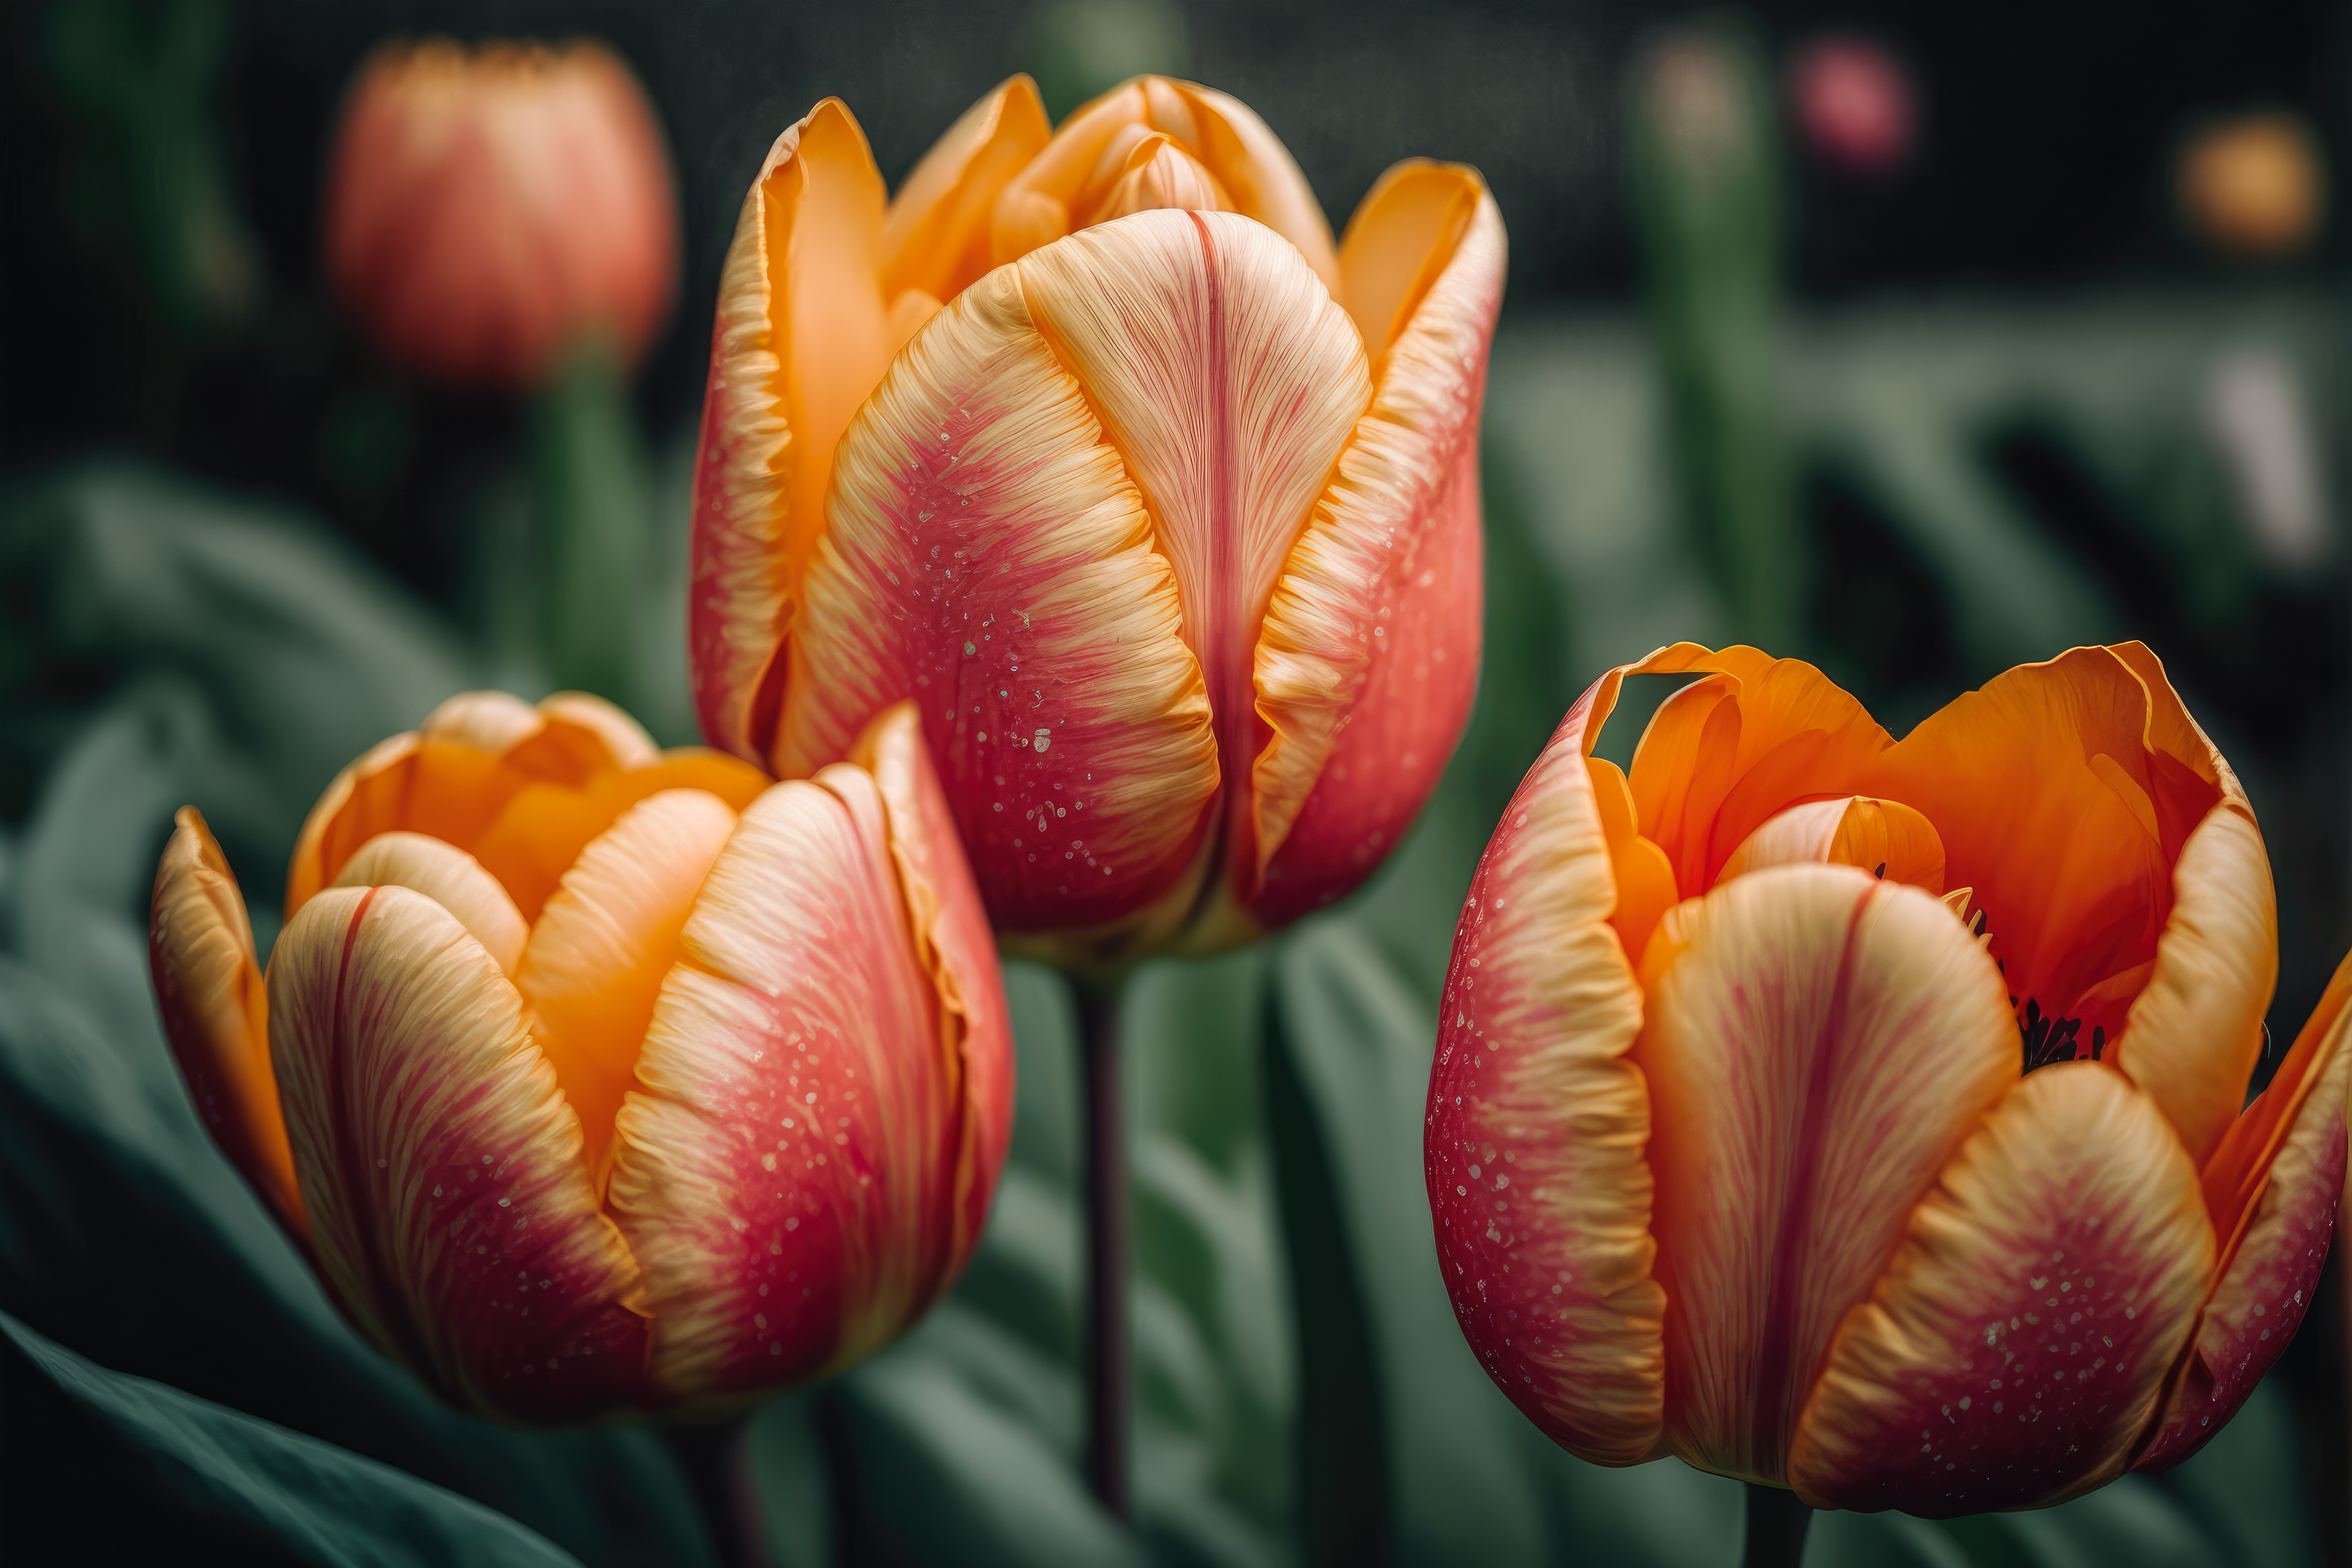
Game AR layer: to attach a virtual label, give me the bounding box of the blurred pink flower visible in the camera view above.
[326,39,679,389]
[1788,36,1915,176]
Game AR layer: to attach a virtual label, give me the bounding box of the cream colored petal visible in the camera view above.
[1017,208,1371,868]
[608,779,952,1400]
[1717,796,1947,895]
[514,789,739,1179]
[1172,81,1340,293]
[1789,1063,2212,1514]
[1638,865,2018,1484]
[1428,669,1666,1464]
[150,807,304,1233]
[269,886,647,1421]
[785,258,1218,934]
[332,831,529,976]
[421,690,544,754]
[2114,801,2277,1168]
[535,691,662,771]
[1249,184,1503,911]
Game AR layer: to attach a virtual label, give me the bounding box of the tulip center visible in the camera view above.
[2018,997,2106,1073]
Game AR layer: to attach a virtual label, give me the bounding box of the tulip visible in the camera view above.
[149,690,1010,1421]
[1787,36,1915,176]
[1428,643,2346,1516]
[326,39,678,388]
[2177,112,2326,263]
[690,73,1505,963]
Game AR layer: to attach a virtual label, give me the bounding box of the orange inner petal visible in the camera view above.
[1587,756,1679,965]
[1337,159,1483,368]
[517,789,742,1179]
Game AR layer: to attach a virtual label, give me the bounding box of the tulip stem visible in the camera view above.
[667,1419,767,1568]
[1741,1483,1812,1568]
[1074,975,1130,1520]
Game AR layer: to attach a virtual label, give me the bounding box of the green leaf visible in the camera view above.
[2,1310,581,1567]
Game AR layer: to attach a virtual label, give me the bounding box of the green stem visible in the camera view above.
[667,1418,767,1568]
[1742,1483,1811,1568]
[1074,975,1130,1519]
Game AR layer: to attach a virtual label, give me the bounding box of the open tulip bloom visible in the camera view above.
[691,73,1505,966]
[1429,643,2347,1515]
[149,691,1009,1421]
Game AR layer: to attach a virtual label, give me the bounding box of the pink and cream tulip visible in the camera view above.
[1428,643,2346,1514]
[326,39,679,388]
[691,74,1505,963]
[149,691,1009,1421]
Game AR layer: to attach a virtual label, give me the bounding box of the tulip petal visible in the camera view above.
[469,751,772,924]
[285,734,522,916]
[787,258,1218,932]
[608,778,955,1399]
[420,690,545,754]
[2138,952,2352,1471]
[1789,1063,2212,1514]
[1623,648,1895,896]
[1337,160,1487,368]
[150,808,305,1233]
[1717,796,1947,895]
[515,790,739,1179]
[690,98,892,766]
[881,75,1051,307]
[1248,182,1504,926]
[331,832,529,977]
[269,886,647,1421]
[1171,82,1340,291]
[1019,209,1371,864]
[527,691,663,773]
[1861,645,2257,1162]
[1638,865,2017,1484]
[1428,672,1667,1465]
[844,703,1016,1267]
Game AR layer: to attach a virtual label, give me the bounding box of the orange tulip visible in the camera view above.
[1428,643,2345,1514]
[326,39,679,388]
[149,691,1009,1421]
[690,74,1505,963]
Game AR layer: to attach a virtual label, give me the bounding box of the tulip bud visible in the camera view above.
[150,691,1010,1420]
[325,39,679,389]
[1429,642,2342,1514]
[690,77,1505,966]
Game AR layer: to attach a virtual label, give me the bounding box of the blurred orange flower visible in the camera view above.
[326,39,678,387]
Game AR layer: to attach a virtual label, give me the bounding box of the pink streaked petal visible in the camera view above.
[1249,183,1503,924]
[786,261,1218,932]
[268,886,648,1421]
[1173,82,1340,293]
[2138,1017,2349,1471]
[1638,865,2017,1484]
[844,703,1015,1267]
[150,808,306,1234]
[608,778,954,1400]
[1015,208,1372,870]
[1427,671,1666,1464]
[331,831,529,976]
[1790,1063,2212,1514]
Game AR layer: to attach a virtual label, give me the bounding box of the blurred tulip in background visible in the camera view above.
[1787,35,1917,176]
[1429,643,2343,1515]
[690,74,1505,966]
[326,39,679,390]
[149,690,1010,1421]
[2177,111,2326,261]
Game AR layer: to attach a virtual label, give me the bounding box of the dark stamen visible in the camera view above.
[2019,997,2090,1073]
[1874,862,1886,879]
